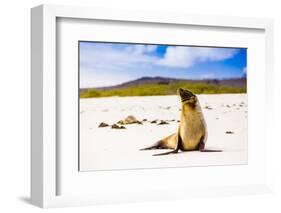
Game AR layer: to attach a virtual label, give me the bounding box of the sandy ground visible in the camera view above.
[79,94,247,171]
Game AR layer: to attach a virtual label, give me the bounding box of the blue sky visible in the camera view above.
[79,41,247,88]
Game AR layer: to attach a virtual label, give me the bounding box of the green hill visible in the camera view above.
[80,77,246,98]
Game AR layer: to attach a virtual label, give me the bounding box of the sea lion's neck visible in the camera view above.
[181,102,206,124]
[182,102,200,115]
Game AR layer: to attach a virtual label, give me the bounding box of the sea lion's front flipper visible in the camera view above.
[198,140,222,152]
[153,134,182,156]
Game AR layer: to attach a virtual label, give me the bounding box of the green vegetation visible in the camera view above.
[80,82,246,98]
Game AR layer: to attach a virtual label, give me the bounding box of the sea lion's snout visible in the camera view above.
[178,88,195,102]
[178,88,184,94]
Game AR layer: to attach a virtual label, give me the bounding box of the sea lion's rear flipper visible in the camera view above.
[152,149,179,156]
[153,134,182,156]
[139,141,163,151]
[200,149,222,152]
[140,133,176,151]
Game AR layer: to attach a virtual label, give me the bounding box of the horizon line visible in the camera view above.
[80,75,246,89]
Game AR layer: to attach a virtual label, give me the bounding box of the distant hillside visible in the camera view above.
[80,76,247,98]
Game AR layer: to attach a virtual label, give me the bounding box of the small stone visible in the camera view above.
[142,119,148,122]
[226,105,231,108]
[98,122,109,128]
[204,106,213,110]
[117,120,124,124]
[151,119,158,124]
[157,120,169,125]
[118,115,142,125]
[225,131,234,134]
[111,124,126,129]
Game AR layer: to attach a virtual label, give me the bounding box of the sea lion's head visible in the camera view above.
[178,88,197,106]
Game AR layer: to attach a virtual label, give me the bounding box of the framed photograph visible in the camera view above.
[31,4,274,208]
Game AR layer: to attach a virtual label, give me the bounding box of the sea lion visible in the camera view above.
[140,88,221,156]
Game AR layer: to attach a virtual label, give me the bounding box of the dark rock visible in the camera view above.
[204,106,213,110]
[111,124,126,129]
[151,119,158,124]
[117,115,142,125]
[225,131,234,134]
[98,122,109,128]
[157,120,169,125]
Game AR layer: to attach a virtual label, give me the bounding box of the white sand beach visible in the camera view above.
[79,94,247,171]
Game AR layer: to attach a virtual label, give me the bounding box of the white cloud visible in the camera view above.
[80,68,133,88]
[130,44,146,55]
[80,44,159,88]
[80,43,241,87]
[146,45,158,52]
[80,44,158,68]
[124,44,157,55]
[157,46,239,68]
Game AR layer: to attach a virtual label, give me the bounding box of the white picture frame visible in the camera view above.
[31,4,274,208]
